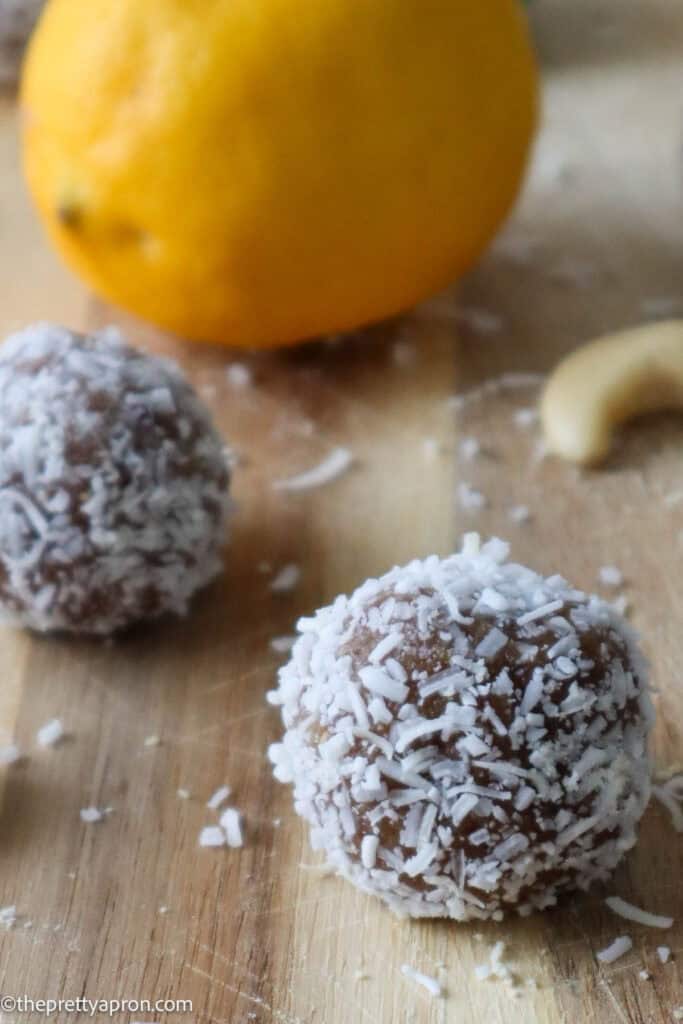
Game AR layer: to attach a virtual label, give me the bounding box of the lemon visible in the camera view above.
[21,0,538,349]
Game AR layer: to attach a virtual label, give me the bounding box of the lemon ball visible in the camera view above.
[0,323,230,634]
[269,536,653,920]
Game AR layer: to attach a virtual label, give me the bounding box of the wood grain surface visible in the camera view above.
[0,2,682,1021]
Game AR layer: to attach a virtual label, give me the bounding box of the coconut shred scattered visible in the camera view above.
[268,534,653,920]
[599,566,624,588]
[400,964,442,998]
[199,826,226,848]
[271,636,296,654]
[474,941,516,984]
[80,807,104,824]
[36,718,64,747]
[457,482,488,511]
[0,905,17,929]
[273,448,354,492]
[206,785,231,811]
[604,896,673,930]
[596,935,633,964]
[270,564,302,593]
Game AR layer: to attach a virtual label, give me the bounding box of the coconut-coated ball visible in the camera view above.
[268,535,653,920]
[0,323,231,634]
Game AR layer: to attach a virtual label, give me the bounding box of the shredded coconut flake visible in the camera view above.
[508,505,531,525]
[457,482,487,511]
[273,448,354,492]
[226,363,253,389]
[513,408,539,429]
[270,564,301,593]
[596,936,633,964]
[460,438,482,461]
[199,826,226,848]
[400,964,442,997]
[0,905,17,929]
[605,897,673,930]
[657,946,671,964]
[80,807,104,824]
[599,566,624,588]
[219,808,244,848]
[36,718,64,747]
[206,786,231,811]
[270,635,297,654]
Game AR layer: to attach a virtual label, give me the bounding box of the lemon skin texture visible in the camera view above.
[21,0,538,349]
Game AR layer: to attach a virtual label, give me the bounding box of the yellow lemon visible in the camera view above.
[21,0,538,349]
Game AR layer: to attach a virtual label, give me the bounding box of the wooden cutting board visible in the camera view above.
[1,2,682,1021]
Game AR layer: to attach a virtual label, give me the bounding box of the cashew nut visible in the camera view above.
[540,319,683,465]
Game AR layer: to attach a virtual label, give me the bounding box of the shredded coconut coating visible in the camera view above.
[268,535,653,921]
[0,324,230,634]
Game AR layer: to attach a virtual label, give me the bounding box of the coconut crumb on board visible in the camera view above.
[199,826,226,848]
[80,807,104,824]
[460,437,481,461]
[513,408,539,429]
[176,788,191,800]
[219,808,244,848]
[273,448,354,492]
[657,946,672,964]
[226,363,253,389]
[36,719,64,747]
[0,906,17,929]
[144,734,161,748]
[599,566,624,588]
[206,785,231,811]
[638,969,651,981]
[0,744,21,764]
[400,964,442,998]
[270,564,301,593]
[596,936,633,964]
[270,635,296,654]
[457,481,487,510]
[474,941,515,983]
[508,504,531,525]
[605,896,673,929]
